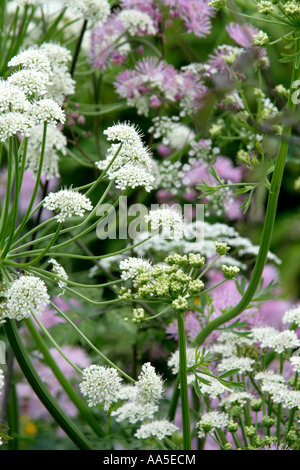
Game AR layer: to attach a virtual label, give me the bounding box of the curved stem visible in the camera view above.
[4,319,95,450]
[25,317,105,439]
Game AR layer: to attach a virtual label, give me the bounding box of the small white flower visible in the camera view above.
[79,365,122,411]
[168,348,197,375]
[196,411,229,439]
[7,69,51,96]
[290,355,300,373]
[8,47,52,75]
[135,420,179,440]
[145,207,185,240]
[3,275,50,321]
[63,0,111,23]
[49,259,68,296]
[0,81,30,113]
[220,392,254,409]
[111,401,158,424]
[135,362,164,405]
[29,98,66,125]
[218,356,255,374]
[26,124,67,180]
[117,9,156,36]
[43,189,93,223]
[120,257,152,284]
[283,305,300,326]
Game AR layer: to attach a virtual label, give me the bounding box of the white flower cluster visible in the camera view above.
[220,392,254,410]
[135,420,179,440]
[26,124,67,180]
[79,365,122,411]
[154,160,185,195]
[135,362,164,405]
[111,363,164,428]
[218,356,255,374]
[39,42,75,104]
[112,401,158,424]
[63,0,111,23]
[96,123,155,192]
[149,116,195,149]
[168,348,197,377]
[252,327,300,354]
[49,259,68,296]
[0,43,72,142]
[117,9,156,36]
[145,207,185,240]
[282,305,300,326]
[8,47,52,75]
[290,356,300,373]
[199,377,231,398]
[119,257,152,284]
[43,189,93,223]
[196,411,230,439]
[2,275,50,321]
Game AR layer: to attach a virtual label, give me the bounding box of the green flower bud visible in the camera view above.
[262,416,275,429]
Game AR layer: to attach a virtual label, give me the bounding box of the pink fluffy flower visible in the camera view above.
[163,0,215,38]
[90,16,127,71]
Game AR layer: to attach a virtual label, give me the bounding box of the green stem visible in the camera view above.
[50,301,135,384]
[4,320,95,450]
[176,309,191,450]
[25,317,105,439]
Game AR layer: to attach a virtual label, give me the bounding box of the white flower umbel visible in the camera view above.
[40,43,72,68]
[199,377,231,398]
[7,69,51,97]
[97,123,155,192]
[26,124,67,180]
[8,47,52,75]
[145,207,185,241]
[43,189,93,223]
[49,259,68,296]
[63,0,111,23]
[255,371,288,405]
[29,99,66,125]
[168,348,197,375]
[111,401,158,424]
[40,43,75,102]
[283,305,300,326]
[218,356,255,374]
[117,9,156,36]
[119,257,152,283]
[135,362,164,405]
[220,392,254,410]
[79,365,122,411]
[110,164,155,192]
[0,81,30,113]
[104,122,143,143]
[196,411,229,439]
[0,370,4,396]
[0,112,32,142]
[135,420,179,440]
[290,356,300,373]
[252,327,300,353]
[3,275,50,321]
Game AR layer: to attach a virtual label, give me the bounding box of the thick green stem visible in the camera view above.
[176,310,191,450]
[4,320,95,450]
